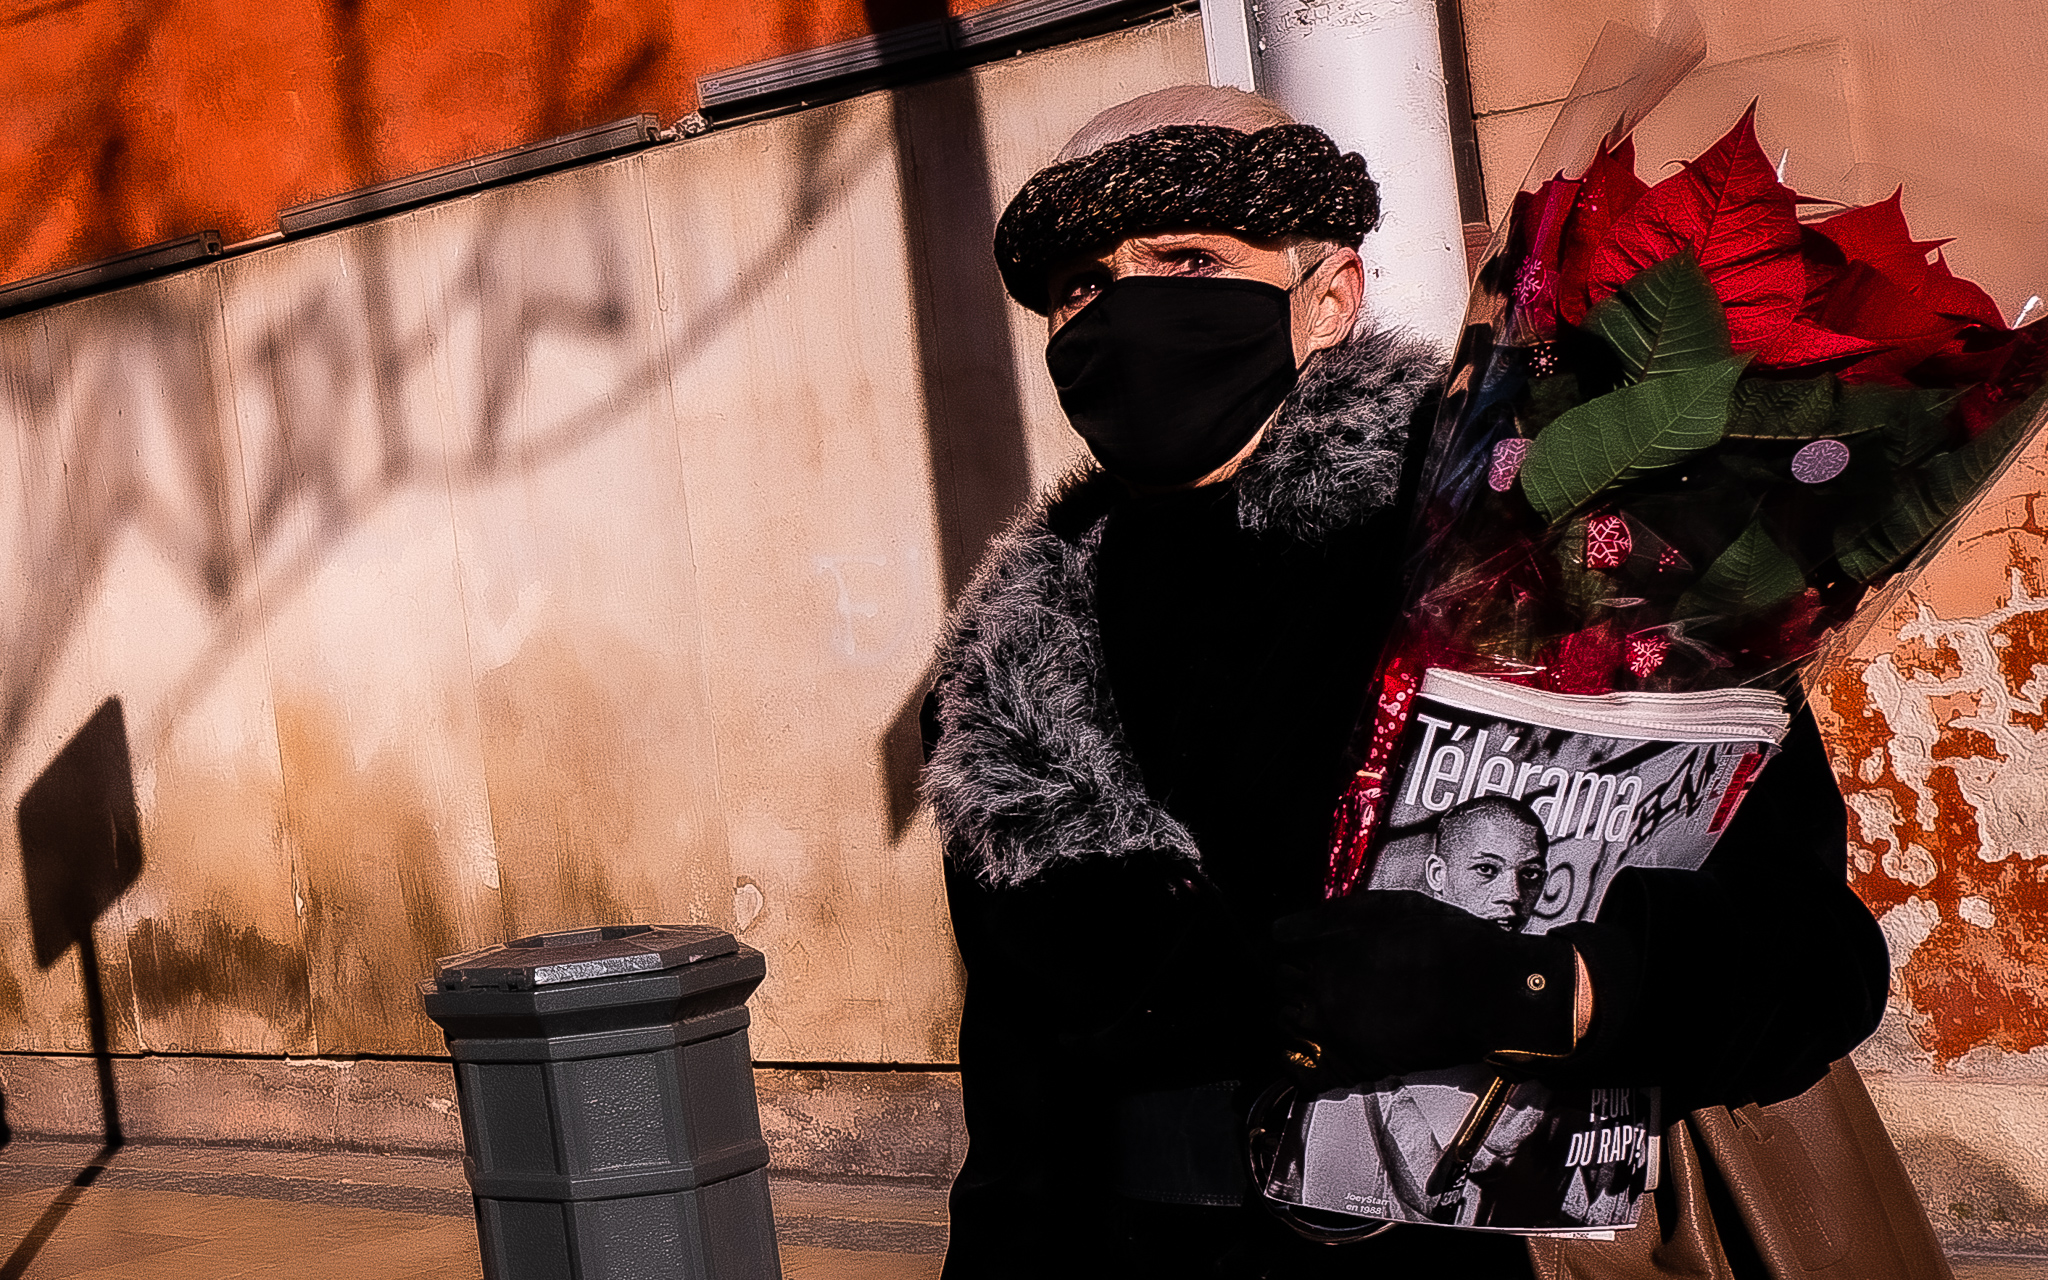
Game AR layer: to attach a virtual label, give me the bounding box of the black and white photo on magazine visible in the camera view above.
[1263,669,1790,1234]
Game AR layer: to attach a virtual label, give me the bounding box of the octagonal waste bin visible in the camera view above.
[422,923,780,1280]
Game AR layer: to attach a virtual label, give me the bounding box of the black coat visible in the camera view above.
[920,329,1889,1279]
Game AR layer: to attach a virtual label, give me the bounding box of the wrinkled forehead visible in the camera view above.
[1055,85,1296,162]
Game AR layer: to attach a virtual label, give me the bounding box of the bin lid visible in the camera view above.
[433,924,739,991]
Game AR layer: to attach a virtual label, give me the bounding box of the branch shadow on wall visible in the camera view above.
[0,1,999,1047]
[0,71,894,1057]
[1,697,140,1279]
[868,0,1037,840]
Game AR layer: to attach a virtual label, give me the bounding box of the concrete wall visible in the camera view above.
[1459,0,2048,1253]
[0,13,1205,1069]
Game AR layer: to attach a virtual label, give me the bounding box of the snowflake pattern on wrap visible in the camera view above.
[1585,514,1633,570]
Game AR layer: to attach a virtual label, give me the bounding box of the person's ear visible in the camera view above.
[1424,853,1446,895]
[1295,247,1364,360]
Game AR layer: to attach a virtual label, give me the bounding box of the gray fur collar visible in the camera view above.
[923,327,1444,889]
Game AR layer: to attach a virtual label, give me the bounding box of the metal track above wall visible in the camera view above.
[0,2,1181,318]
[0,117,669,319]
[695,0,1181,125]
[279,115,666,238]
[0,231,223,319]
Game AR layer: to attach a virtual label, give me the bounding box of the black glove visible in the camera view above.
[1273,889,1579,1080]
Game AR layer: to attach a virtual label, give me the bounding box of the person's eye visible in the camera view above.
[1165,249,1219,275]
[1052,274,1105,315]
[1475,864,1499,881]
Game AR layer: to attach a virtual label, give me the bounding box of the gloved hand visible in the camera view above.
[1272,889,1579,1081]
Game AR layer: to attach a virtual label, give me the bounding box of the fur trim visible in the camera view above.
[923,327,1444,889]
[1237,327,1444,541]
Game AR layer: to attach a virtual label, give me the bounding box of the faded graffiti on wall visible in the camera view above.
[0,16,1207,1065]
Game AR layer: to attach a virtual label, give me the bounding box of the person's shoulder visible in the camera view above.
[1296,327,1448,420]
[1236,327,1447,541]
[931,464,1116,673]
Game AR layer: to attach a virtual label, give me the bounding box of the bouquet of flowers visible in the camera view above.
[1260,23,2048,1238]
[1325,56,2048,898]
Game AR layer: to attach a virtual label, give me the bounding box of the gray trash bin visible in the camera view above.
[421,923,780,1280]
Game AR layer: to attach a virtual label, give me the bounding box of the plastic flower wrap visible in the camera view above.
[1325,25,2048,897]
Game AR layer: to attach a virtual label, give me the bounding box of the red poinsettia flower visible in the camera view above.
[1556,137,1648,327]
[1500,105,2048,421]
[1584,105,1825,359]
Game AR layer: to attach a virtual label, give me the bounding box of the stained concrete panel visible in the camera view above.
[644,94,948,1064]
[0,268,314,1061]
[413,158,736,949]
[215,218,507,1056]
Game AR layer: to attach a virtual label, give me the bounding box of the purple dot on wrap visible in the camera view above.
[1490,438,1530,492]
[1792,438,1850,484]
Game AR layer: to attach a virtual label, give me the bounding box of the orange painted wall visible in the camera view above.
[0,0,996,289]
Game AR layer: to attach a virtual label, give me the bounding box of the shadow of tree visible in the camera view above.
[866,0,1037,842]
[0,2,1041,1064]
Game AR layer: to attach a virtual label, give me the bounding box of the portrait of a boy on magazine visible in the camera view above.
[1264,669,1773,1233]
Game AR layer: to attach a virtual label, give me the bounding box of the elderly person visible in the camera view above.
[920,86,1887,1278]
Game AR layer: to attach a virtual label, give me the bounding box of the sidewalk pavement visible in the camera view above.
[0,1141,942,1278]
[1,1139,2042,1278]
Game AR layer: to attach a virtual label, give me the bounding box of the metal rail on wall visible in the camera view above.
[0,232,225,318]
[0,0,1184,319]
[691,0,1182,127]
[0,116,673,320]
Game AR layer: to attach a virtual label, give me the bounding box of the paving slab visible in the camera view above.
[0,1141,943,1277]
[0,1140,2036,1277]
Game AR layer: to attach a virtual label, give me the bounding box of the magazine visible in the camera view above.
[1262,668,1789,1235]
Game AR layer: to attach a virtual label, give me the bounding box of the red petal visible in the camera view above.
[1509,176,1582,338]
[1914,323,2025,387]
[1558,137,1648,325]
[1753,319,1891,371]
[1815,261,1965,383]
[1796,226,1849,320]
[1810,189,1950,286]
[1808,193,2004,331]
[1953,321,2048,437]
[1920,252,2007,328]
[1589,104,1805,352]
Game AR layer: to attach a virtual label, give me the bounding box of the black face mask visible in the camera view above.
[1046,275,1300,489]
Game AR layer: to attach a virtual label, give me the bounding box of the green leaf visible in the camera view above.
[1518,372,1582,436]
[1825,384,1965,467]
[1834,383,2048,582]
[1723,376,1837,439]
[1519,356,1750,523]
[1677,521,1805,619]
[1586,252,1734,384]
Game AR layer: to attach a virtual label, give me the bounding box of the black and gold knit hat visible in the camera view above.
[994,122,1381,315]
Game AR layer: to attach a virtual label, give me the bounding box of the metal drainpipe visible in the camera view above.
[1202,0,1476,350]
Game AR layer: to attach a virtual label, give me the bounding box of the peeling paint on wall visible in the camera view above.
[1819,569,2048,1064]
[1808,425,2048,1078]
